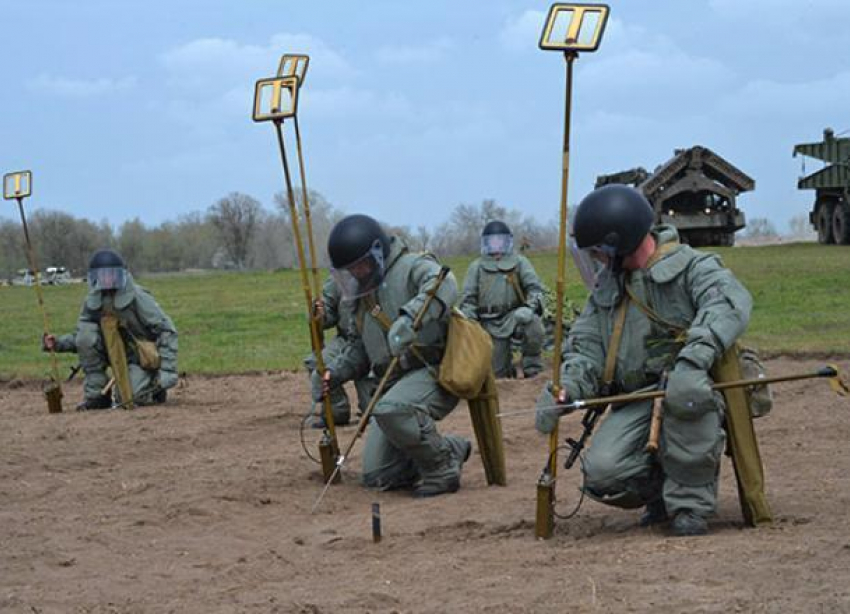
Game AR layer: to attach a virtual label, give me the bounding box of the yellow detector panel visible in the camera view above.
[3,170,32,200]
[277,54,310,86]
[252,76,300,122]
[539,3,610,52]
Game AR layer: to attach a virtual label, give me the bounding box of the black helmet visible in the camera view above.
[481,219,514,256]
[328,214,390,269]
[573,185,654,256]
[88,249,125,270]
[328,214,391,299]
[87,249,127,291]
[482,220,511,237]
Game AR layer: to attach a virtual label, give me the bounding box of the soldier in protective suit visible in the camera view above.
[535,185,753,536]
[43,249,179,410]
[459,220,545,379]
[305,274,376,427]
[313,214,471,497]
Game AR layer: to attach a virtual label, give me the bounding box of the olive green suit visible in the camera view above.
[459,253,545,378]
[304,276,377,424]
[536,225,752,518]
[53,274,178,405]
[327,237,467,491]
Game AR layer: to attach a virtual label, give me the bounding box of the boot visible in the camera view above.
[639,498,669,527]
[413,436,471,498]
[76,395,112,411]
[522,356,544,379]
[670,510,708,536]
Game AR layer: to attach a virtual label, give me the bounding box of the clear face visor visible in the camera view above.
[569,236,617,291]
[330,240,386,300]
[481,233,513,257]
[88,266,127,291]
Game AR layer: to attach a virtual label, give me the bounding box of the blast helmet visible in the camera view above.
[570,185,655,289]
[481,220,513,257]
[88,249,127,291]
[327,214,391,299]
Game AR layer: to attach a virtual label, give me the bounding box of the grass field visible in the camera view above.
[1,242,849,379]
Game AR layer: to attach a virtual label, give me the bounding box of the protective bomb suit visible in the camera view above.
[46,250,178,409]
[459,220,545,378]
[535,185,752,536]
[317,214,471,497]
[305,275,377,426]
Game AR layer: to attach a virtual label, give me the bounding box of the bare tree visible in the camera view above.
[208,192,262,269]
[746,217,779,238]
[415,225,431,252]
[274,188,345,268]
[788,214,816,240]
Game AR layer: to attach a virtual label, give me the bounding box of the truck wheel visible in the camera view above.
[817,200,836,244]
[833,202,850,245]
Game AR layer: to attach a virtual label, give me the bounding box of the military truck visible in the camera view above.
[595,146,754,247]
[793,128,850,245]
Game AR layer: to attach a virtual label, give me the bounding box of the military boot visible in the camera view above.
[639,498,669,527]
[413,436,471,498]
[670,511,708,536]
[76,395,112,411]
[522,354,544,379]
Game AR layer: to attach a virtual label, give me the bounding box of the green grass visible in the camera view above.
[2,243,849,379]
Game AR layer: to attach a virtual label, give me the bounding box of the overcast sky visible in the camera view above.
[1,0,848,233]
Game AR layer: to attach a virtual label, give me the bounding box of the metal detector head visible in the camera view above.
[252,76,300,122]
[277,54,310,86]
[539,3,610,52]
[3,170,32,200]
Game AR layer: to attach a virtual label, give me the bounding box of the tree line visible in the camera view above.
[0,191,560,279]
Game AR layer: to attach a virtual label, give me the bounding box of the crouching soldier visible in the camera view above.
[314,214,471,497]
[306,274,376,427]
[43,249,178,410]
[535,186,752,536]
[459,220,545,378]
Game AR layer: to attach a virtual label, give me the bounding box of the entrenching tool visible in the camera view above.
[252,57,341,482]
[311,267,452,514]
[534,2,610,540]
[4,170,63,413]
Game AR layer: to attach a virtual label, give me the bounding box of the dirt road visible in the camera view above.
[3,358,850,613]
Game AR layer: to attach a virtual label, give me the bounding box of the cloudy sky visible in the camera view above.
[1,0,848,233]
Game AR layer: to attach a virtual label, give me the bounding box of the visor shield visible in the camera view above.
[88,266,127,291]
[329,240,386,300]
[481,233,513,257]
[569,237,616,291]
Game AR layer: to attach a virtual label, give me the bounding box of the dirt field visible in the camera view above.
[3,357,850,613]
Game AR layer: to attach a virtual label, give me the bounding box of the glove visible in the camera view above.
[535,383,566,434]
[665,360,715,420]
[42,333,57,352]
[310,369,335,402]
[387,315,415,357]
[514,306,535,326]
[159,369,179,390]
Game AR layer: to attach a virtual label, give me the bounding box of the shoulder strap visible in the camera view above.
[603,294,629,387]
[362,294,394,332]
[506,270,526,304]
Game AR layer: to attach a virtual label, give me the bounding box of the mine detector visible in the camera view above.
[793,128,850,245]
[595,146,754,247]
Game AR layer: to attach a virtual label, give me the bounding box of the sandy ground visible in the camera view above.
[2,357,850,614]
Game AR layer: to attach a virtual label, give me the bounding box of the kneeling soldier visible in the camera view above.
[535,186,753,536]
[43,249,178,410]
[314,214,471,497]
[459,220,545,378]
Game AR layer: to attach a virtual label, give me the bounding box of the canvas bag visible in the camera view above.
[438,309,493,399]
